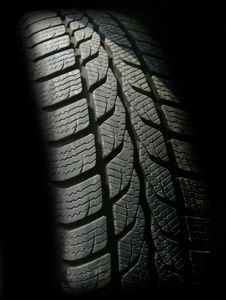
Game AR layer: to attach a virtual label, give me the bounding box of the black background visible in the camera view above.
[1,0,225,298]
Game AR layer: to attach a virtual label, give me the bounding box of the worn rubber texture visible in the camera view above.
[20,10,215,295]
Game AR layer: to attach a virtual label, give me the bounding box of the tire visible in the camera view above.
[20,10,215,295]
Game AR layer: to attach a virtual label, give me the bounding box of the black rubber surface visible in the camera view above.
[18,9,216,295]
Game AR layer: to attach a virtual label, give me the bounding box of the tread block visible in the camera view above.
[86,46,109,89]
[109,6,150,39]
[99,24,153,103]
[93,69,117,119]
[104,32,132,48]
[24,16,62,38]
[25,25,66,48]
[132,109,168,161]
[49,134,96,181]
[28,35,70,60]
[43,98,89,141]
[68,16,89,35]
[155,254,184,287]
[130,89,160,125]
[186,216,214,244]
[143,55,172,78]
[118,19,149,35]
[63,11,84,25]
[151,75,180,103]
[169,139,202,173]
[100,97,126,157]
[21,11,58,29]
[73,23,94,44]
[62,253,111,293]
[128,30,157,45]
[140,143,183,286]
[121,241,149,290]
[107,131,134,198]
[105,39,141,69]
[118,206,145,271]
[99,24,125,36]
[36,70,82,107]
[113,170,140,235]
[177,177,211,212]
[135,40,164,58]
[32,49,76,80]
[122,65,151,95]
[162,105,194,136]
[152,218,184,272]
[150,199,180,236]
[55,175,102,224]
[140,146,176,202]
[59,216,107,260]
[80,32,101,61]
[86,10,117,26]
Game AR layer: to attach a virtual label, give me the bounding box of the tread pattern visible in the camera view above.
[85,46,109,89]
[135,41,164,58]
[151,75,180,103]
[93,69,117,119]
[116,16,149,34]
[118,206,145,272]
[21,9,214,294]
[59,216,107,260]
[23,16,62,37]
[128,29,157,44]
[113,170,139,235]
[155,253,183,287]
[106,131,134,199]
[140,144,176,202]
[177,177,211,212]
[55,175,102,224]
[68,16,89,35]
[130,92,160,124]
[62,253,111,293]
[63,11,84,26]
[25,25,66,48]
[131,109,168,161]
[21,11,57,28]
[169,139,202,173]
[95,9,213,288]
[143,55,172,78]
[162,105,194,136]
[31,49,76,80]
[152,218,184,272]
[80,31,100,61]
[28,35,70,61]
[42,99,89,141]
[36,70,82,107]
[100,96,126,157]
[73,23,94,44]
[49,134,96,181]
[186,216,214,244]
[121,241,149,290]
